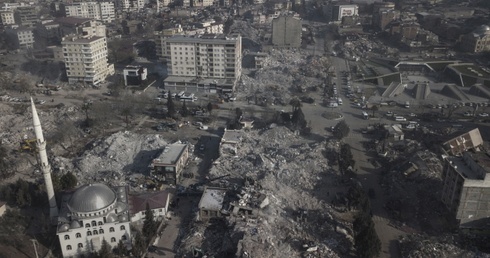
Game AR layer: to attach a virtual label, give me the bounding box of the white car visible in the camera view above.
[463,112,473,117]
[199,125,209,130]
[479,112,489,117]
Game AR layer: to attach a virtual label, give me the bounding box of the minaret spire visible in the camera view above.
[31,98,58,219]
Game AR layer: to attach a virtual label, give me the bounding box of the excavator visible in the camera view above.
[19,139,37,152]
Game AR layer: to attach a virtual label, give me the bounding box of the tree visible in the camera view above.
[235,108,243,120]
[339,143,355,172]
[353,212,381,258]
[81,102,92,126]
[97,239,114,258]
[371,105,378,116]
[115,240,128,256]
[291,107,307,129]
[142,203,157,241]
[132,230,146,257]
[207,102,213,114]
[333,120,350,139]
[167,91,176,117]
[181,100,189,117]
[0,144,13,179]
[60,172,77,190]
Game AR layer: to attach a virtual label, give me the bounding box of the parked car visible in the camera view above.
[479,112,489,117]
[463,111,473,117]
[199,125,209,130]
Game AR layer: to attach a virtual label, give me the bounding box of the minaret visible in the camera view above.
[31,98,58,219]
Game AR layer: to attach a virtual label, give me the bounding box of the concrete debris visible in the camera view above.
[179,126,349,257]
[398,234,490,258]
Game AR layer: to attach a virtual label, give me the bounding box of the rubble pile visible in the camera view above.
[240,49,328,105]
[72,131,168,185]
[180,126,350,257]
[398,234,490,258]
[229,20,262,44]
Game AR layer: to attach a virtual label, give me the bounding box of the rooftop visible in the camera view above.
[164,34,240,44]
[129,190,170,214]
[222,129,242,143]
[152,143,187,165]
[198,187,226,211]
[55,16,92,26]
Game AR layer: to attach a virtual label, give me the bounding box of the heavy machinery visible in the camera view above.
[178,174,231,196]
[19,139,37,152]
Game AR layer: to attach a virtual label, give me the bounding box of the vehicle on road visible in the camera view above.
[395,116,407,121]
[386,111,393,116]
[362,111,369,120]
[463,111,473,117]
[479,112,489,117]
[199,125,209,130]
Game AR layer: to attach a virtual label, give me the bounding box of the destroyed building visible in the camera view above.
[441,151,490,229]
[442,128,484,156]
[198,187,227,221]
[271,16,302,48]
[220,129,242,156]
[150,143,189,185]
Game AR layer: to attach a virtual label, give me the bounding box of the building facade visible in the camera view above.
[0,11,15,25]
[14,6,38,27]
[123,65,147,86]
[441,152,490,228]
[150,144,189,185]
[459,25,490,53]
[61,35,114,84]
[6,26,34,49]
[57,184,132,258]
[129,191,171,222]
[64,2,115,23]
[271,16,302,48]
[162,34,242,93]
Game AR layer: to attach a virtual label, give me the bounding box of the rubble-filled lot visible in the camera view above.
[178,126,354,257]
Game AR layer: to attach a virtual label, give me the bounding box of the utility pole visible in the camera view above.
[30,239,39,258]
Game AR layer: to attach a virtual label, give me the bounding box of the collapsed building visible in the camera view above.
[150,143,189,185]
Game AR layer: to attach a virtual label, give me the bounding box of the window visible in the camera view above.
[98,221,103,226]
[78,243,83,248]
[121,235,127,240]
[87,231,92,236]
[91,221,96,226]
[64,235,70,240]
[76,233,81,238]
[93,230,98,235]
[99,229,104,234]
[120,225,126,231]
[111,237,116,243]
[110,227,114,232]
[66,245,72,250]
[85,223,90,228]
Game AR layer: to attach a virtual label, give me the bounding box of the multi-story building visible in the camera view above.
[57,184,132,258]
[6,26,35,49]
[324,2,358,22]
[162,34,242,93]
[193,0,215,8]
[64,2,115,23]
[36,17,106,46]
[441,151,490,229]
[14,6,39,27]
[61,35,114,84]
[118,0,145,12]
[459,25,490,53]
[272,16,302,48]
[150,144,189,185]
[0,11,15,26]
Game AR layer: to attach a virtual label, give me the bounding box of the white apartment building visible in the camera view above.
[6,26,34,49]
[64,2,115,23]
[119,0,145,12]
[193,0,215,8]
[0,11,15,25]
[62,35,115,84]
[163,34,242,93]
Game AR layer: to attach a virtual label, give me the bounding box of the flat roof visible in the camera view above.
[164,76,231,85]
[62,36,104,44]
[222,129,242,143]
[164,34,240,44]
[152,144,187,165]
[448,63,490,78]
[198,187,226,211]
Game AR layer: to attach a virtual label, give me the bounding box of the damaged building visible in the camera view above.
[220,129,242,156]
[150,143,189,185]
[198,187,227,221]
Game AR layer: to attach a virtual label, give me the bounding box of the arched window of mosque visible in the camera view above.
[76,233,81,238]
[110,227,114,232]
[93,230,98,235]
[78,243,83,248]
[99,229,104,234]
[121,235,127,241]
[120,225,125,230]
[66,245,72,250]
[91,221,96,226]
[64,235,70,240]
[87,231,92,236]
[98,221,103,225]
[85,223,90,228]
[111,237,116,243]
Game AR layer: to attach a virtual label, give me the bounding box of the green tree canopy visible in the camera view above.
[333,120,350,139]
[60,172,77,190]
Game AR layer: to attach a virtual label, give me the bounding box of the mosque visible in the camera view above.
[31,99,133,257]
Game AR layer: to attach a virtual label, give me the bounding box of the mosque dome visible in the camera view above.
[70,220,82,229]
[68,184,116,213]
